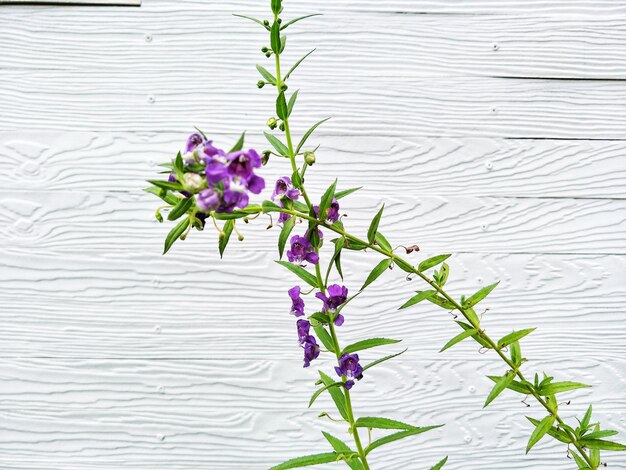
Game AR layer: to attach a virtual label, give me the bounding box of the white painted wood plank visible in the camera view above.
[1,251,624,358]
[0,358,623,469]
[2,71,626,138]
[2,132,626,198]
[1,11,625,79]
[1,191,624,255]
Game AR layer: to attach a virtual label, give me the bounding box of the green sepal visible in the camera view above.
[167,197,194,221]
[163,217,190,254]
[218,220,234,258]
[342,337,401,355]
[484,371,515,407]
[275,260,319,288]
[399,290,436,309]
[278,216,296,259]
[361,258,392,290]
[367,205,384,244]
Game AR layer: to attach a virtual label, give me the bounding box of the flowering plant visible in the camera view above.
[145,1,625,469]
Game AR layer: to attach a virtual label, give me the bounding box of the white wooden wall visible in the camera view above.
[1,1,625,469]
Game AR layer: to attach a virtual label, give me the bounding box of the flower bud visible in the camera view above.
[263,20,270,27]
[265,51,272,58]
[277,18,283,24]
[238,233,245,241]
[304,151,316,166]
[261,47,269,53]
[257,80,265,89]
[183,173,205,193]
[261,150,271,166]
[267,117,278,130]
[279,122,286,131]
[279,83,288,92]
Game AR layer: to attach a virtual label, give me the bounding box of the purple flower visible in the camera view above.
[335,353,363,389]
[314,199,340,223]
[196,188,220,212]
[226,149,262,180]
[296,319,310,343]
[302,335,320,368]
[200,140,224,159]
[185,133,205,153]
[316,284,348,326]
[289,286,305,317]
[287,235,319,265]
[272,177,300,201]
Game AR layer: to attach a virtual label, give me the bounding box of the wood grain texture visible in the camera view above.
[2,131,626,198]
[1,10,626,79]
[1,0,625,468]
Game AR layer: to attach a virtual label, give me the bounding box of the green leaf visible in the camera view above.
[256,64,276,85]
[526,414,555,453]
[313,325,335,353]
[538,381,590,396]
[262,200,282,213]
[342,337,401,355]
[582,405,593,429]
[309,312,330,325]
[278,216,296,259]
[488,375,532,395]
[318,179,337,222]
[330,237,345,280]
[395,258,415,273]
[228,131,246,153]
[418,254,451,272]
[375,232,392,252]
[280,34,287,54]
[335,187,362,200]
[365,426,442,456]
[296,117,330,154]
[510,340,522,366]
[270,21,281,54]
[429,457,448,470]
[367,205,384,244]
[361,258,392,290]
[440,328,477,352]
[579,439,626,451]
[264,132,290,157]
[584,430,619,440]
[498,328,536,348]
[287,90,299,116]
[427,295,457,310]
[321,432,363,470]
[362,348,407,372]
[284,48,316,81]
[276,92,288,120]
[398,290,437,310]
[319,371,348,421]
[309,382,344,408]
[570,451,589,469]
[219,220,234,258]
[280,13,322,30]
[275,261,319,288]
[232,14,270,30]
[271,0,281,14]
[526,417,570,444]
[167,197,194,221]
[144,187,180,206]
[163,217,190,254]
[355,417,417,431]
[270,452,340,470]
[212,206,262,220]
[464,281,500,308]
[458,321,493,349]
[147,179,183,192]
[435,262,450,286]
[484,371,515,407]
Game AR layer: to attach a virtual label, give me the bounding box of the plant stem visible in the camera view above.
[273,35,371,469]
[275,207,596,469]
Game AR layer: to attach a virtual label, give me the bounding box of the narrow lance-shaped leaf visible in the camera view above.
[219,220,234,258]
[582,405,593,429]
[335,187,362,200]
[488,375,532,395]
[280,13,322,30]
[398,290,436,310]
[355,417,417,431]
[275,260,319,288]
[144,186,180,206]
[498,328,536,348]
[309,382,344,408]
[313,325,335,353]
[365,426,443,456]
[367,205,384,244]
[228,131,246,153]
[264,132,290,157]
[318,179,337,221]
[276,92,288,120]
[330,237,345,280]
[262,200,282,213]
[296,117,330,154]
[429,457,448,470]
[418,254,451,272]
[362,348,407,372]
[342,337,401,355]
[464,281,499,308]
[271,0,281,14]
[361,258,392,290]
[167,197,194,221]
[163,217,190,254]
[526,414,555,453]
[583,430,619,440]
[375,232,392,252]
[440,328,477,353]
[538,381,590,396]
[510,340,522,366]
[319,371,348,421]
[526,417,571,444]
[287,90,298,116]
[148,179,183,192]
[484,371,515,407]
[321,432,363,470]
[278,216,296,259]
[284,48,316,81]
[269,452,340,470]
[232,14,270,30]
[270,21,281,54]
[256,64,276,85]
[579,439,626,451]
[570,451,589,469]
[458,321,493,349]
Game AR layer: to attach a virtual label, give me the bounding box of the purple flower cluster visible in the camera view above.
[287,235,319,265]
[288,286,305,317]
[335,353,364,390]
[296,319,320,368]
[316,284,348,326]
[177,133,265,213]
[272,177,300,223]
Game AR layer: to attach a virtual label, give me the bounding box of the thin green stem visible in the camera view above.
[274,206,595,469]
